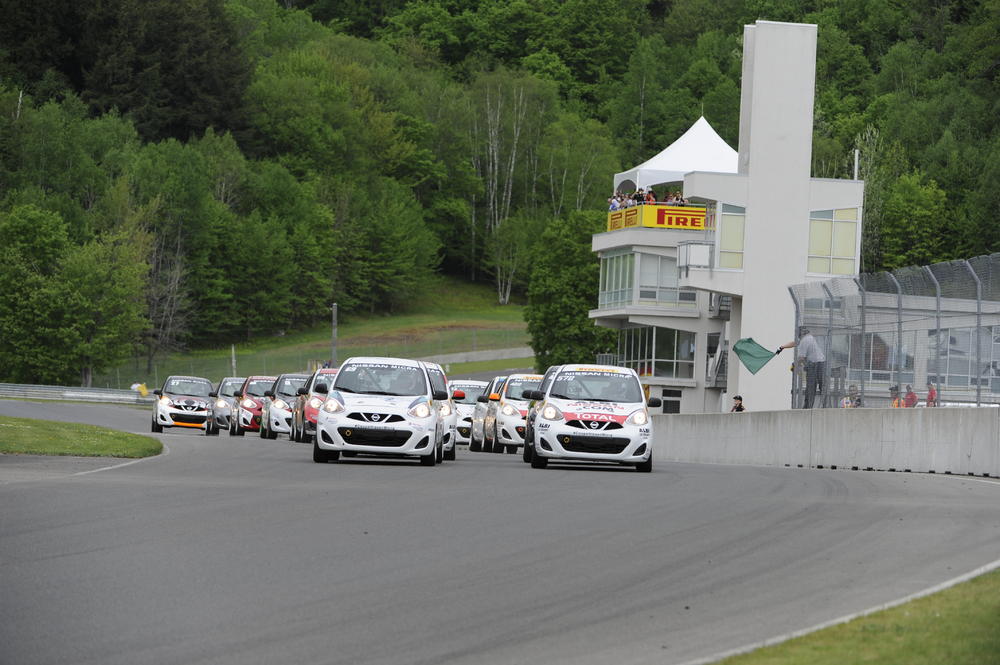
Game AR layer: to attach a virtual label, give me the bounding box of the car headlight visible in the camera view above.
[322,399,344,414]
[272,399,289,411]
[215,399,227,409]
[541,403,563,421]
[159,396,172,406]
[408,402,432,419]
[626,409,649,426]
[308,397,324,409]
[501,403,518,416]
[439,402,452,417]
[241,398,257,409]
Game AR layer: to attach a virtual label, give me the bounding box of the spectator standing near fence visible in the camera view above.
[926,381,938,407]
[904,384,918,408]
[730,395,746,412]
[779,327,826,408]
[890,385,905,408]
[840,384,861,408]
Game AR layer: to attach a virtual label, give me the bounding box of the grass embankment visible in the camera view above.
[97,276,530,388]
[0,415,162,458]
[719,568,1000,665]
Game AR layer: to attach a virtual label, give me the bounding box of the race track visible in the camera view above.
[2,400,999,665]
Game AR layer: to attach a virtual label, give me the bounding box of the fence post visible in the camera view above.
[923,266,942,405]
[821,282,835,408]
[853,276,867,406]
[886,272,904,391]
[788,286,801,409]
[963,261,982,406]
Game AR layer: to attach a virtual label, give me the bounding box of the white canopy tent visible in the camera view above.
[613,116,738,192]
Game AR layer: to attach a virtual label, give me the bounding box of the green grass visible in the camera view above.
[445,357,537,375]
[0,415,162,458]
[718,568,1000,665]
[97,276,529,388]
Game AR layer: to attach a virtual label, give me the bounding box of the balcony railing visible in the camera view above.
[607,204,709,232]
[678,240,715,275]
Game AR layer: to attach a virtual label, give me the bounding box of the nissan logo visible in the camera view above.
[371,414,381,421]
[589,421,600,429]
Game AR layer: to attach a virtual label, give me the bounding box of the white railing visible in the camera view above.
[0,383,153,404]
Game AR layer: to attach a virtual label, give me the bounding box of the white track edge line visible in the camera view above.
[72,440,171,476]
[674,556,1000,665]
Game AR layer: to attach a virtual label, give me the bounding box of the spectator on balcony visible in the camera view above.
[608,196,620,211]
[645,188,656,204]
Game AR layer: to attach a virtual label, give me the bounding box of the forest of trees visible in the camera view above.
[1,0,998,382]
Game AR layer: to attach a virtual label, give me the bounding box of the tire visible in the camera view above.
[530,453,548,469]
[268,425,278,440]
[470,430,482,452]
[235,423,245,436]
[506,445,517,455]
[313,439,339,463]
[259,421,268,438]
[420,449,436,466]
[635,453,653,473]
[444,445,456,461]
[522,441,533,463]
[435,440,444,464]
[151,419,163,433]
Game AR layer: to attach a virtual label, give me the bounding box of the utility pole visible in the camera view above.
[331,303,338,367]
[231,344,237,376]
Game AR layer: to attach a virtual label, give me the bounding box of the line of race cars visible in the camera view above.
[150,357,661,471]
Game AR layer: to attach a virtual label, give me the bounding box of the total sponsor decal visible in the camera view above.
[564,410,628,424]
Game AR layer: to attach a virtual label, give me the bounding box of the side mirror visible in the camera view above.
[314,383,328,394]
[477,395,489,403]
[432,390,448,401]
[647,397,662,408]
[452,389,466,400]
[523,390,544,401]
[264,390,274,397]
[297,387,308,395]
[153,389,162,396]
[489,392,501,402]
[209,391,218,397]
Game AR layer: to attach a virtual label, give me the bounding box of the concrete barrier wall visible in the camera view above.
[653,408,1000,477]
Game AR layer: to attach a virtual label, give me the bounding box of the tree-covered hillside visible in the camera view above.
[1,0,997,382]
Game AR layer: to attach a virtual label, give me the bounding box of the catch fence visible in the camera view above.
[788,254,1000,408]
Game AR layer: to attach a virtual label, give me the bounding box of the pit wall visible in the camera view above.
[652,408,1000,477]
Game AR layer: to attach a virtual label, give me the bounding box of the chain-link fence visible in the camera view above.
[788,254,1000,408]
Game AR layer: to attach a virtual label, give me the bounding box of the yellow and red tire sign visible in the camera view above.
[607,205,706,232]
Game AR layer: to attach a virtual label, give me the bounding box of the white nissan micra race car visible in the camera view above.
[523,365,660,472]
[151,375,217,435]
[492,373,543,454]
[313,357,447,466]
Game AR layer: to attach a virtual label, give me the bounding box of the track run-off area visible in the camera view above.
[2,400,999,665]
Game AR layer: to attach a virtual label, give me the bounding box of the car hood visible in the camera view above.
[165,395,210,409]
[332,392,425,412]
[547,398,643,424]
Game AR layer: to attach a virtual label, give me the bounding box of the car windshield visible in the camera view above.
[219,378,244,397]
[276,376,307,397]
[310,371,338,392]
[548,371,643,403]
[245,379,274,397]
[164,378,212,397]
[451,384,486,404]
[504,378,542,401]
[334,363,427,396]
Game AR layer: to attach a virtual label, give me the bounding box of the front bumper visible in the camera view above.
[456,417,473,444]
[268,407,293,433]
[237,407,262,431]
[533,422,651,463]
[496,414,527,446]
[316,414,436,457]
[155,405,209,429]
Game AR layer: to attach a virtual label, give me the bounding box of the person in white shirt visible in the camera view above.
[778,327,826,408]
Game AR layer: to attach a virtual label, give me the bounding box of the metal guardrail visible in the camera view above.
[0,383,153,405]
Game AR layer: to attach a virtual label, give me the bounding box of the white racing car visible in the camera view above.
[523,365,661,472]
[449,380,488,446]
[151,375,217,435]
[313,357,447,466]
[492,373,543,454]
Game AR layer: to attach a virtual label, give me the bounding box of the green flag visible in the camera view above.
[732,338,776,375]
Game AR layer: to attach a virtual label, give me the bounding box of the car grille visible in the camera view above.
[556,435,630,454]
[565,420,623,431]
[337,427,411,446]
[172,413,207,425]
[347,412,404,423]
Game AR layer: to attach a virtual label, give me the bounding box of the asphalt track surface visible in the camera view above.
[2,400,999,665]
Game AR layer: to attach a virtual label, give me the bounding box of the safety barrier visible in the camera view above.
[653,408,1000,477]
[0,383,153,405]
